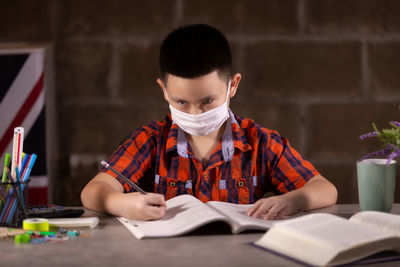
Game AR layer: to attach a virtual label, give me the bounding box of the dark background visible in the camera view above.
[1,0,399,205]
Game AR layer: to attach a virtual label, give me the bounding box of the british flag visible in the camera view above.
[0,46,48,205]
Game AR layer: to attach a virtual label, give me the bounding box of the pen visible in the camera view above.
[15,167,21,182]
[19,153,29,178]
[101,161,147,195]
[10,168,26,214]
[21,154,36,182]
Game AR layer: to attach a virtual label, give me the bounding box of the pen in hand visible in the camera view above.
[101,161,147,195]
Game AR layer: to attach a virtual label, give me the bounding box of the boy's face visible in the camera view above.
[157,71,239,115]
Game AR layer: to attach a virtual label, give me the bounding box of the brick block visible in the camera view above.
[59,104,169,155]
[241,42,361,99]
[369,42,400,97]
[230,43,242,77]
[56,42,112,100]
[0,0,53,41]
[307,102,400,159]
[54,160,99,205]
[55,153,108,205]
[306,0,400,34]
[120,43,164,104]
[59,0,175,38]
[230,102,302,152]
[181,0,298,35]
[314,163,357,204]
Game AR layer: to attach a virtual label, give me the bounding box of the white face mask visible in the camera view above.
[165,80,231,136]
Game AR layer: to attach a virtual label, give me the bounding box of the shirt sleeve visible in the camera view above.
[100,124,158,193]
[266,130,320,194]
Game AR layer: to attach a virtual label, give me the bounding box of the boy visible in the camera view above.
[81,24,337,221]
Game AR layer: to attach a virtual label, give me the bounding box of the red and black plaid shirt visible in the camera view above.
[102,110,319,204]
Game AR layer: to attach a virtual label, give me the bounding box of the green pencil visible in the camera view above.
[0,153,11,206]
[2,153,11,183]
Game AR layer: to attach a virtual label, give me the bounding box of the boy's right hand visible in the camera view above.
[81,172,166,221]
[117,192,166,221]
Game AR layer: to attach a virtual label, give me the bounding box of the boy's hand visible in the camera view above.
[246,175,337,220]
[119,192,166,221]
[247,194,299,220]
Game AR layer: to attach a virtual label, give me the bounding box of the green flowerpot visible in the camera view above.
[357,159,396,212]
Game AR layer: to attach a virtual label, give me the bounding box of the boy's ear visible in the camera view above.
[229,73,241,98]
[156,78,169,102]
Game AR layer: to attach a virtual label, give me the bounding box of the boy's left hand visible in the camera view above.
[247,194,299,220]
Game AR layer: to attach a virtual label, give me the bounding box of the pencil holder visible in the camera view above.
[0,179,30,228]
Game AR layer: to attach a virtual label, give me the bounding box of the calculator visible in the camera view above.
[26,205,84,218]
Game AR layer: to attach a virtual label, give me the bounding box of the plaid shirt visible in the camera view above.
[102,110,319,204]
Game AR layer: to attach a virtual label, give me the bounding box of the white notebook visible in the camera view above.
[48,217,99,229]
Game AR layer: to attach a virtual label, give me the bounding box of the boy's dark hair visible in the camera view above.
[159,24,232,82]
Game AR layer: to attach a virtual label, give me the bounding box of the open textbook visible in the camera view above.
[254,211,400,267]
[117,194,279,239]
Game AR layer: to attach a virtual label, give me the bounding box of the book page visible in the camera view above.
[350,211,400,236]
[274,213,395,250]
[255,213,400,266]
[118,195,228,239]
[206,201,278,233]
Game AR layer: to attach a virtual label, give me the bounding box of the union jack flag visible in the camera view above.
[0,46,48,205]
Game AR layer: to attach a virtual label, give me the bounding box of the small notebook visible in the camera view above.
[48,217,99,229]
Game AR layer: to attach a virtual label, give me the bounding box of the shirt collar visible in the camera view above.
[165,109,252,162]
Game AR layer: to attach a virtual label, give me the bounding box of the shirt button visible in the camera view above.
[203,173,207,178]
[238,181,245,187]
[169,181,176,187]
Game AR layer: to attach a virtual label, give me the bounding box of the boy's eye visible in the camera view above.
[202,98,214,105]
[176,100,186,106]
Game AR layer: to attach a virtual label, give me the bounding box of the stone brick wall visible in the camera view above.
[1,0,399,205]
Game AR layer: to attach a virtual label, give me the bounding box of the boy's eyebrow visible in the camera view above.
[201,94,218,100]
[171,94,219,102]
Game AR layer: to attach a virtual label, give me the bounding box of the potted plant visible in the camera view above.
[359,121,400,164]
[357,107,399,212]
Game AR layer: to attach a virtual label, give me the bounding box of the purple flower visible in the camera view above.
[358,149,386,162]
[390,121,400,128]
[358,144,394,162]
[387,148,400,165]
[384,144,395,153]
[359,131,378,140]
[359,106,400,163]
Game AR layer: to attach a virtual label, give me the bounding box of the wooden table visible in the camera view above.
[1,204,399,267]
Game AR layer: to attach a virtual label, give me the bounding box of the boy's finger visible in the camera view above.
[247,200,263,216]
[264,204,283,220]
[148,205,166,219]
[145,194,166,206]
[252,201,275,219]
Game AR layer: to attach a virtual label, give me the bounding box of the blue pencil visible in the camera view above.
[5,154,37,224]
[19,154,29,177]
[0,169,14,223]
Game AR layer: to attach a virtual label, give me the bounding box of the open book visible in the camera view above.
[117,194,278,239]
[254,211,400,266]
